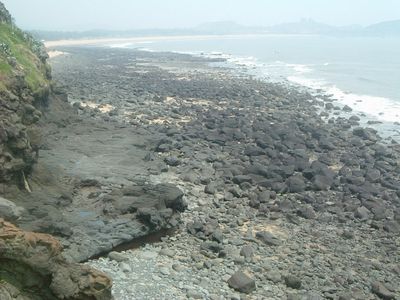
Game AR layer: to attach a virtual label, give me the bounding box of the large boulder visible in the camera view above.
[0,218,113,299]
[0,196,24,222]
[227,271,256,294]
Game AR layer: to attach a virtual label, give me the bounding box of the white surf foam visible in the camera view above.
[109,43,132,48]
[285,63,313,74]
[326,86,400,122]
[288,75,400,123]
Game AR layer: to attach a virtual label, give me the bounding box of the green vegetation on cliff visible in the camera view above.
[0,17,50,94]
[0,2,50,94]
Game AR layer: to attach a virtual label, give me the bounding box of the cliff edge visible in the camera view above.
[0,3,113,299]
[0,1,51,185]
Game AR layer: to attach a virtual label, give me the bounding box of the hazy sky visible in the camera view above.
[3,0,400,31]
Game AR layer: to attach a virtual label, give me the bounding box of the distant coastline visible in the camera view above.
[37,19,400,42]
[44,33,315,48]
[44,33,322,49]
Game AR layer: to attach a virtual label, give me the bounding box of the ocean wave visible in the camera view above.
[109,43,132,48]
[109,41,154,49]
[136,47,157,52]
[288,75,400,123]
[327,86,400,122]
[287,76,326,89]
[285,63,313,74]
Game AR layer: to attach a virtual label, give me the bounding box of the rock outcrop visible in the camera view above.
[0,218,113,299]
[0,1,51,185]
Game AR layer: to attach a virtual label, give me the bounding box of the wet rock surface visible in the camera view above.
[14,46,400,299]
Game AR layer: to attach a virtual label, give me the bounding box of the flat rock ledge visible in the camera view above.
[0,218,112,300]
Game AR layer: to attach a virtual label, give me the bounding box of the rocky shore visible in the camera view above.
[0,218,112,299]
[31,46,398,299]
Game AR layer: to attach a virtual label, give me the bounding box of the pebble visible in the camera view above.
[119,262,131,273]
[159,248,176,257]
[108,251,128,262]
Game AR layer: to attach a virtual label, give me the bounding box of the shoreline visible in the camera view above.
[43,33,317,48]
[75,38,400,143]
[45,36,400,143]
[38,46,400,299]
[185,48,400,142]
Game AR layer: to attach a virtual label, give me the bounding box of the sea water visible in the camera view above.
[109,34,400,138]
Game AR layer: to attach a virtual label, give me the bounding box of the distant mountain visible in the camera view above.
[193,21,266,34]
[193,19,363,36]
[365,19,400,36]
[32,19,400,41]
[268,19,336,34]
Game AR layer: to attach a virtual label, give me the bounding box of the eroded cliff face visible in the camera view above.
[0,1,51,185]
[0,3,114,299]
[0,218,113,299]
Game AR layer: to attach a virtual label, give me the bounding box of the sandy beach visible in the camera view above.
[43,33,294,48]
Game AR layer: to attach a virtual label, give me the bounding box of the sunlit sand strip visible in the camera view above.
[44,34,284,48]
[79,101,115,113]
[148,116,192,125]
[238,221,288,239]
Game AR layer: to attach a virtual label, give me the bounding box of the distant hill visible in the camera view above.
[365,19,400,36]
[267,19,336,34]
[193,21,266,34]
[32,19,400,41]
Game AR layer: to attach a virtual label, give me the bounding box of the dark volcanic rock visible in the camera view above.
[255,231,281,246]
[365,169,381,182]
[286,175,306,193]
[353,127,378,142]
[233,175,253,185]
[383,220,400,233]
[313,174,334,191]
[297,205,317,219]
[115,183,186,213]
[227,271,256,294]
[371,281,396,299]
[285,275,302,289]
[354,206,371,220]
[200,241,223,254]
[244,145,265,156]
[240,245,255,259]
[164,156,181,166]
[342,105,353,112]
